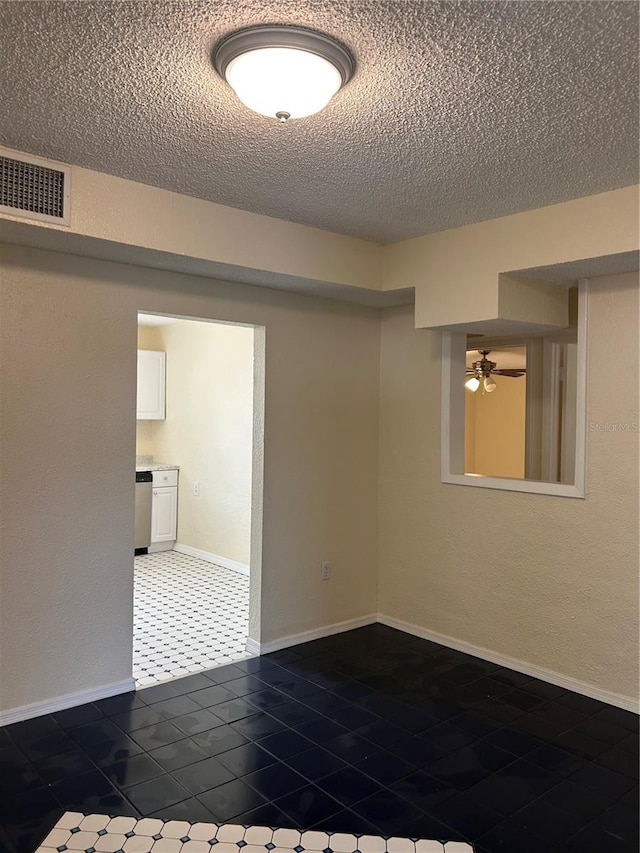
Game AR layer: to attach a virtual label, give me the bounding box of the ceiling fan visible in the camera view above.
[465,350,526,394]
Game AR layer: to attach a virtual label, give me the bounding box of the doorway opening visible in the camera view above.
[133,312,264,688]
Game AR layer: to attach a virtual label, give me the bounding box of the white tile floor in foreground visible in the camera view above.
[134,551,251,688]
[35,813,474,853]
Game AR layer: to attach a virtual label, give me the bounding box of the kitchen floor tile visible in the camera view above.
[134,551,250,688]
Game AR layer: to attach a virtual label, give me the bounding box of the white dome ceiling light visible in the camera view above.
[213,26,355,122]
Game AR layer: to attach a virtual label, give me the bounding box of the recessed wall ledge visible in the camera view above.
[394,186,639,330]
[413,252,639,334]
[0,218,415,309]
[416,274,570,335]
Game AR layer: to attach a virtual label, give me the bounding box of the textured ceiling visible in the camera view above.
[0,1,637,244]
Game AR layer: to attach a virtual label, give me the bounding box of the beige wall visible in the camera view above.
[135,421,155,457]
[150,320,254,566]
[0,244,380,712]
[465,375,526,478]
[378,272,639,702]
[137,326,163,350]
[0,238,638,716]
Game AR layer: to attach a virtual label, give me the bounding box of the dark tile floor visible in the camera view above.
[1,625,637,853]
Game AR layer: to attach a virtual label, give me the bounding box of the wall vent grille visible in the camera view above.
[0,149,70,225]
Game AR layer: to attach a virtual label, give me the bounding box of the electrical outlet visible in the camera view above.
[321,561,331,581]
[193,482,199,496]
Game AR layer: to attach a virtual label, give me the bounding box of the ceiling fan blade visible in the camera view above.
[493,369,526,377]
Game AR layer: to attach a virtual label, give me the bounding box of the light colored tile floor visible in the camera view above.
[134,551,250,688]
[35,813,474,853]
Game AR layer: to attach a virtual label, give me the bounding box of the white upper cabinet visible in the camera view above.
[137,350,166,420]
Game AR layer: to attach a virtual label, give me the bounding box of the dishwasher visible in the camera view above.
[134,470,153,554]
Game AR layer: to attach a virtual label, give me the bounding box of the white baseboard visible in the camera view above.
[245,637,261,656]
[0,678,136,727]
[5,614,634,725]
[149,541,174,553]
[174,543,249,576]
[378,613,639,713]
[254,614,378,656]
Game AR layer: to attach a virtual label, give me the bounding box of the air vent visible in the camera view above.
[0,148,70,226]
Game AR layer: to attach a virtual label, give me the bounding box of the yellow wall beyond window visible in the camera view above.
[465,375,526,479]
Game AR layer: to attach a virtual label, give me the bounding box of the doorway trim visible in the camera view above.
[248,325,265,649]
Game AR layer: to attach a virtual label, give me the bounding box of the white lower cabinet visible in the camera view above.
[151,487,177,542]
[151,469,178,549]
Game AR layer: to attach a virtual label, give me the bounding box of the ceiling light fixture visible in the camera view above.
[465,350,526,394]
[213,25,355,122]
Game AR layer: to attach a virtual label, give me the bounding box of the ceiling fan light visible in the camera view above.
[484,376,497,393]
[465,376,480,392]
[214,26,354,121]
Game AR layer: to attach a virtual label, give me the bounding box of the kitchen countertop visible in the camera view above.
[136,456,179,472]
